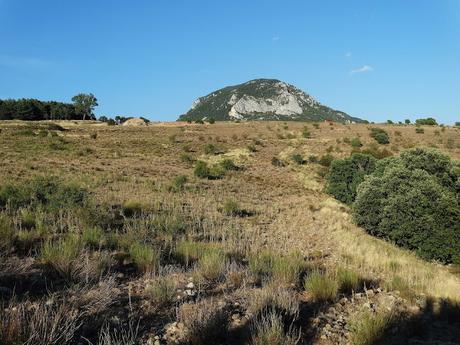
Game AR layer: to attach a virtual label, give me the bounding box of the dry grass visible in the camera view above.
[0,120,459,344]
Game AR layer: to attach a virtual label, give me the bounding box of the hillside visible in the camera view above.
[0,120,459,345]
[179,79,364,123]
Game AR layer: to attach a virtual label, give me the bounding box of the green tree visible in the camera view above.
[353,148,460,264]
[326,153,376,204]
[71,93,98,120]
[405,119,411,124]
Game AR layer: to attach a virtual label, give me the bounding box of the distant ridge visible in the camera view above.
[178,79,364,123]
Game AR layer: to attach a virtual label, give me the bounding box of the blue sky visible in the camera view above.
[0,0,459,123]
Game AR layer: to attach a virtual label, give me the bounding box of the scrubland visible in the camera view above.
[0,120,459,344]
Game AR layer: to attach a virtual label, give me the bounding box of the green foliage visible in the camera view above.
[82,227,104,248]
[146,276,178,306]
[301,128,311,138]
[169,175,188,192]
[0,177,88,213]
[250,311,299,345]
[208,117,216,124]
[318,154,334,167]
[405,119,411,124]
[349,309,393,345]
[0,214,14,252]
[415,127,424,134]
[220,158,238,171]
[326,153,377,204]
[350,137,363,148]
[304,270,338,301]
[291,154,305,165]
[222,199,244,216]
[122,200,144,217]
[354,147,460,264]
[336,268,361,293]
[197,250,227,281]
[369,128,390,144]
[41,234,82,278]
[415,117,438,126]
[71,93,98,120]
[271,157,285,167]
[0,98,82,121]
[194,161,225,179]
[129,242,159,273]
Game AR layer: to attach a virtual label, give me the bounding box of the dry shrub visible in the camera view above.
[0,299,82,345]
[248,286,299,321]
[250,311,300,345]
[178,299,229,345]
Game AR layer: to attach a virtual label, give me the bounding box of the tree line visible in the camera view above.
[0,93,98,121]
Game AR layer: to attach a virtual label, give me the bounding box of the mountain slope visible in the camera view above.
[178,79,364,123]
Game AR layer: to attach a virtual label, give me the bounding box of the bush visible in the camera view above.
[350,137,363,148]
[326,153,377,204]
[178,300,229,345]
[291,154,305,165]
[41,235,82,278]
[146,276,177,307]
[0,177,88,213]
[82,227,104,248]
[354,147,460,264]
[301,128,311,138]
[220,158,238,171]
[122,200,144,217]
[304,270,338,301]
[415,127,424,134]
[129,242,159,273]
[208,117,215,124]
[169,175,188,192]
[349,309,393,345]
[336,267,361,293]
[197,250,227,281]
[204,143,217,155]
[415,117,438,126]
[222,199,244,217]
[271,157,285,167]
[250,311,300,345]
[194,161,225,179]
[369,128,390,144]
[318,154,334,167]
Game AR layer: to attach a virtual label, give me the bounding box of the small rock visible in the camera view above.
[186,282,195,289]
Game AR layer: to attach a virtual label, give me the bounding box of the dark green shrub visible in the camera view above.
[353,147,460,264]
[204,143,217,155]
[208,117,215,124]
[308,155,318,163]
[0,177,88,213]
[369,128,390,145]
[415,118,438,126]
[350,137,363,148]
[415,127,424,134]
[169,175,188,192]
[319,154,334,167]
[271,157,285,167]
[291,154,305,165]
[326,153,377,204]
[302,128,311,138]
[194,161,224,179]
[220,159,238,171]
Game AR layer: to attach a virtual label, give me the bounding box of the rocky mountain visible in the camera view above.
[178,79,364,123]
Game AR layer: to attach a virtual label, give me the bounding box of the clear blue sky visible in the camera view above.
[0,0,459,123]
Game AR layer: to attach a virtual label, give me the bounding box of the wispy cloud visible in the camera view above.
[0,55,49,69]
[272,35,280,41]
[350,65,373,75]
[345,52,352,58]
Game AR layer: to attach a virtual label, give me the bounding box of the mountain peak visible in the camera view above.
[179,79,364,123]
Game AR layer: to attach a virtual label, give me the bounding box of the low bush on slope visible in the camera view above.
[328,147,460,264]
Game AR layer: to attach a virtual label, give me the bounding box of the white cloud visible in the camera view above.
[272,35,280,41]
[350,65,373,75]
[345,52,352,58]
